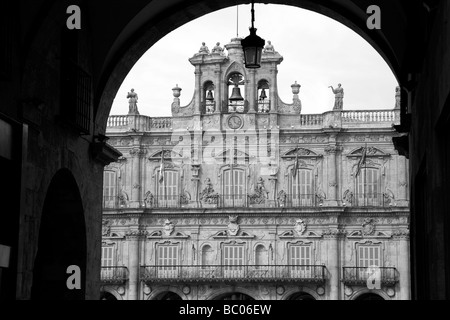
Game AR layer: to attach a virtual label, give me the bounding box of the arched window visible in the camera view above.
[227,72,245,113]
[203,81,215,114]
[222,168,246,207]
[157,170,180,208]
[355,168,380,206]
[103,170,117,208]
[201,245,215,267]
[255,245,268,267]
[291,169,314,207]
[257,79,270,113]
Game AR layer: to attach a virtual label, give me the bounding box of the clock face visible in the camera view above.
[227,115,243,129]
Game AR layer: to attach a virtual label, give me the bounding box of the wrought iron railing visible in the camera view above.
[342,267,398,286]
[277,194,318,207]
[101,266,129,284]
[103,195,189,209]
[140,265,326,283]
[353,193,387,207]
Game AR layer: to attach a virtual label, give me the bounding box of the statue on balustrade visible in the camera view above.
[198,42,210,54]
[329,83,344,110]
[263,41,275,53]
[127,89,140,115]
[212,42,224,55]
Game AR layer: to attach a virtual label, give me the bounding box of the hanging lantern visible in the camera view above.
[241,1,265,69]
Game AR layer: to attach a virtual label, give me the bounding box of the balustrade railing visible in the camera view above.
[300,114,323,126]
[342,109,400,123]
[101,266,129,283]
[140,265,326,283]
[342,267,398,285]
[107,115,128,127]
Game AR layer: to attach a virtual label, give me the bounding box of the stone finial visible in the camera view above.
[172,84,182,98]
[172,85,182,114]
[291,81,301,95]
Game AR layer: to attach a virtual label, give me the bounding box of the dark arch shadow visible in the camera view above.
[154,291,183,300]
[31,169,87,300]
[213,292,255,300]
[355,293,385,301]
[287,292,316,300]
[100,291,118,300]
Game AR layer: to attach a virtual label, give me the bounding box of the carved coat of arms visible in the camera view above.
[227,216,240,236]
[163,219,175,236]
[294,219,307,236]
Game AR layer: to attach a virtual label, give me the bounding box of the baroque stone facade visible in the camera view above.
[101,37,409,300]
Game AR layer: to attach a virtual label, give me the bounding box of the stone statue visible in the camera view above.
[198,42,210,54]
[395,86,401,109]
[329,84,344,110]
[200,178,219,204]
[127,89,139,114]
[212,42,224,55]
[263,41,274,53]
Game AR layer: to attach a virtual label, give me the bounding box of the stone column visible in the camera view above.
[324,145,339,206]
[394,229,410,300]
[324,229,343,300]
[126,229,146,300]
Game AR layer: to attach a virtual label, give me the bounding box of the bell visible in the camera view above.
[229,86,244,101]
[206,90,214,100]
[259,88,267,100]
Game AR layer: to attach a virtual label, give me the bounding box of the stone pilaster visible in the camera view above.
[249,69,256,113]
[397,156,409,207]
[324,145,339,206]
[323,228,346,300]
[129,143,145,208]
[393,229,410,300]
[125,229,147,300]
[194,67,202,115]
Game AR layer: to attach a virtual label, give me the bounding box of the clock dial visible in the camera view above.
[228,115,242,129]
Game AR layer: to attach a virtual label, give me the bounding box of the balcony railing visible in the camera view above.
[353,193,388,207]
[342,267,398,286]
[278,194,318,208]
[140,265,326,284]
[101,266,129,284]
[103,195,189,209]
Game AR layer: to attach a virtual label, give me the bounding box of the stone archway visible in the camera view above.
[31,169,87,300]
[286,292,317,300]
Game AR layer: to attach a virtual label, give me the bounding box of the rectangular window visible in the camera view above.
[223,169,245,207]
[158,171,179,208]
[290,245,312,278]
[358,246,380,267]
[157,245,179,278]
[356,168,379,206]
[292,169,313,206]
[223,245,244,278]
[103,171,116,209]
[101,246,115,279]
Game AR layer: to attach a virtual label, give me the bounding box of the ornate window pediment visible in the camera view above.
[282,147,321,159]
[348,146,390,158]
[148,149,184,161]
